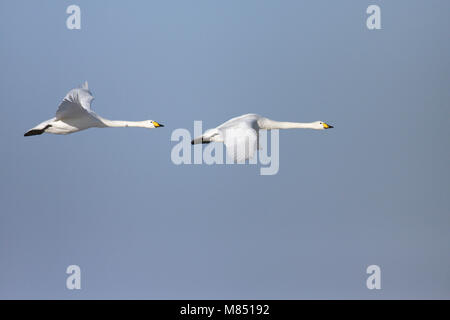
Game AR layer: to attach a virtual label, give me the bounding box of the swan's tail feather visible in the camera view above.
[24,124,51,137]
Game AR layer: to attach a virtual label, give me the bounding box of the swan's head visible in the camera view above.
[146,120,164,129]
[314,121,334,130]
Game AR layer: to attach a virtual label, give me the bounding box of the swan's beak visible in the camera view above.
[152,121,164,128]
[323,122,334,129]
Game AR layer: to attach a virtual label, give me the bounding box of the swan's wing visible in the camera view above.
[223,126,258,162]
[217,113,261,130]
[55,82,95,120]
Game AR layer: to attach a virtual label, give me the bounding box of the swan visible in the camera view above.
[191,113,334,161]
[24,81,164,136]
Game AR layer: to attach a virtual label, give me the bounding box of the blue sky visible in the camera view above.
[1,1,449,299]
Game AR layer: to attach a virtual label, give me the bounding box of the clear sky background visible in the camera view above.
[1,1,449,299]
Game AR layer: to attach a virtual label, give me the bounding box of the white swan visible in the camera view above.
[24,81,164,136]
[191,113,334,161]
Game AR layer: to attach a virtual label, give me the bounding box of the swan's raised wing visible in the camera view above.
[223,125,258,162]
[55,81,95,120]
[217,113,261,130]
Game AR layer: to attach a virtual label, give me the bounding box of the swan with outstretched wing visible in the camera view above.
[191,113,334,161]
[24,81,164,136]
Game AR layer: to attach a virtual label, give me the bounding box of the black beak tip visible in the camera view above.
[158,124,164,127]
[328,125,334,129]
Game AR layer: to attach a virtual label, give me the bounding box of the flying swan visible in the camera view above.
[191,113,334,161]
[24,81,164,136]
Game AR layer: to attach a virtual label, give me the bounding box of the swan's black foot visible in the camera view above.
[191,140,211,145]
[24,125,51,137]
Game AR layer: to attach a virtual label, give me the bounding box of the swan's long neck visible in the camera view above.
[99,118,148,128]
[260,118,317,129]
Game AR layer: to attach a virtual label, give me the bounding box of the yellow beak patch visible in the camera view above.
[152,121,162,127]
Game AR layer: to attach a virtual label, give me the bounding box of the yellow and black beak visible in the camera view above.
[152,121,164,128]
[323,122,334,129]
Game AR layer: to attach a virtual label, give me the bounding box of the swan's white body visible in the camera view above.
[192,113,333,161]
[24,81,163,136]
